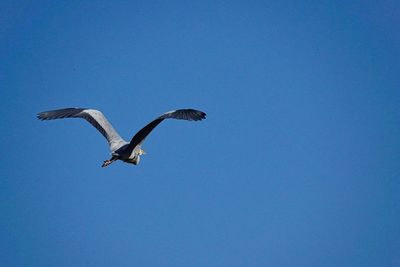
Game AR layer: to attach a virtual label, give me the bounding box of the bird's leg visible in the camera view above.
[101,160,112,167]
[101,156,117,168]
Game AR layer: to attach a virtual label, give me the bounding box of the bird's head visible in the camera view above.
[128,155,141,165]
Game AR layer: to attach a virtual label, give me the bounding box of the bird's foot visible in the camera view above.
[102,160,113,167]
[102,156,118,168]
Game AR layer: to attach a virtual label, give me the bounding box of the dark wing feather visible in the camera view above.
[37,108,85,120]
[159,109,206,121]
[126,109,206,153]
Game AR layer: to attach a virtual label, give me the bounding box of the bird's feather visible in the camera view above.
[126,109,206,153]
[37,108,126,151]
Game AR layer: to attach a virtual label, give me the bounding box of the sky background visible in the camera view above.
[1,0,399,266]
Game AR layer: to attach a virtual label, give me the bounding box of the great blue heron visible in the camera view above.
[37,108,206,167]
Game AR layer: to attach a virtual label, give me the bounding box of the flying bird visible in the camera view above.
[37,108,206,167]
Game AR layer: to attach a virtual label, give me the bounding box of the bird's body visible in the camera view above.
[37,108,206,167]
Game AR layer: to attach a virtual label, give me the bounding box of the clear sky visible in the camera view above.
[1,1,399,266]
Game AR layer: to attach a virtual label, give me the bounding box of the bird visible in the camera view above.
[37,108,206,167]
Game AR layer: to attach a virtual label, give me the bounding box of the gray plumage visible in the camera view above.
[37,108,206,167]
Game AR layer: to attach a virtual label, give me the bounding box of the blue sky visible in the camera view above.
[1,1,399,266]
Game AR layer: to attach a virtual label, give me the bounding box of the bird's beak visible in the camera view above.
[140,148,146,155]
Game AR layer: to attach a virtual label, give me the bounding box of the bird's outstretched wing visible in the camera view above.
[37,108,126,151]
[126,109,206,153]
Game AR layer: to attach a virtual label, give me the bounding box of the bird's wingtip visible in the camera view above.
[36,112,45,120]
[200,111,206,120]
[189,109,206,121]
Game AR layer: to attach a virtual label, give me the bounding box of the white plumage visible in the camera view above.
[37,108,206,167]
